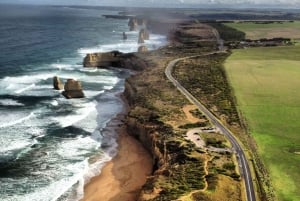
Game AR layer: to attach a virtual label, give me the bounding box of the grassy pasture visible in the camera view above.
[225,21,300,40]
[225,46,300,201]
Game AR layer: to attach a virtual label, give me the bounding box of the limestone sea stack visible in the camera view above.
[128,17,138,31]
[123,32,127,40]
[53,76,64,90]
[62,79,84,99]
[142,29,150,40]
[138,28,150,44]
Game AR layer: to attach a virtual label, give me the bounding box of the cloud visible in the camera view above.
[1,0,299,7]
[183,0,300,5]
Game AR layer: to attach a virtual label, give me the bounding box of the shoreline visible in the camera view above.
[82,123,152,201]
[80,16,172,201]
[81,92,153,201]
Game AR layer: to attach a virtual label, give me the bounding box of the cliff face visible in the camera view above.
[124,80,169,170]
[83,51,123,67]
[83,51,147,71]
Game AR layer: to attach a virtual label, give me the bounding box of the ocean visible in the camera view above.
[0,4,166,201]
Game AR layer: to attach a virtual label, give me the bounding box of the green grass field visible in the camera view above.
[224,46,300,201]
[225,21,300,40]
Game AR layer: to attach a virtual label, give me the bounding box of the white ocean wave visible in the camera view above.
[53,102,97,128]
[0,99,24,106]
[77,33,167,55]
[15,83,36,94]
[0,112,35,128]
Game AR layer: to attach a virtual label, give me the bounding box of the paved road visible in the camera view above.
[165,53,256,201]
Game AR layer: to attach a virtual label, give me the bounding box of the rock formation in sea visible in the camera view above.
[62,79,84,99]
[128,17,138,31]
[123,32,127,40]
[83,51,123,67]
[138,28,150,44]
[53,76,64,90]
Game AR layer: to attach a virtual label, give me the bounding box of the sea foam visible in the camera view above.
[0,99,24,106]
[53,102,97,128]
[0,112,35,128]
[77,33,167,56]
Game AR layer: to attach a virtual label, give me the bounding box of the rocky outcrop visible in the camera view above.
[53,76,64,90]
[83,51,147,71]
[138,36,144,44]
[128,17,138,31]
[123,32,127,40]
[142,29,150,40]
[62,79,84,99]
[102,14,134,19]
[138,45,148,52]
[83,51,123,67]
[138,28,150,44]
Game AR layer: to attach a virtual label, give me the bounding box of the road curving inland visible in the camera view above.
[165,52,256,201]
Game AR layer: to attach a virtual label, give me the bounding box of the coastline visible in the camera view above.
[82,120,152,201]
[80,16,171,201]
[81,87,153,201]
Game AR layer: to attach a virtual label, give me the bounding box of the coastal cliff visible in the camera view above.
[83,51,123,67]
[83,51,147,71]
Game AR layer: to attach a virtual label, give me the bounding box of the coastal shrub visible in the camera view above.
[150,159,206,200]
[206,138,226,148]
[206,173,218,191]
[192,192,212,201]
[190,109,207,119]
[230,172,241,181]
[208,23,246,41]
[173,53,241,130]
[223,162,236,170]
[178,121,208,129]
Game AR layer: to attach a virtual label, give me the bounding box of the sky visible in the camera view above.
[0,0,300,8]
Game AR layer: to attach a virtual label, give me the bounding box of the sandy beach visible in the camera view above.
[82,125,153,201]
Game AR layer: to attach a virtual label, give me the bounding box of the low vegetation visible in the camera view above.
[225,45,300,201]
[225,21,300,40]
[189,109,206,119]
[209,22,246,41]
[173,53,241,128]
[178,122,208,129]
